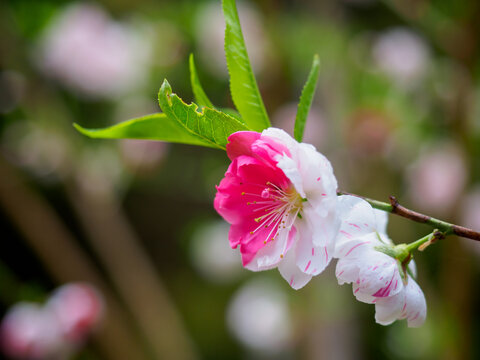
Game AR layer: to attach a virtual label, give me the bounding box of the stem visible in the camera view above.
[338,191,480,242]
[406,232,435,252]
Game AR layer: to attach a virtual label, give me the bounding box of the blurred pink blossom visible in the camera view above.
[406,144,467,216]
[37,3,150,99]
[1,304,65,360]
[46,283,104,344]
[1,283,103,360]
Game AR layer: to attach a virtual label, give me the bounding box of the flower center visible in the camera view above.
[242,181,304,245]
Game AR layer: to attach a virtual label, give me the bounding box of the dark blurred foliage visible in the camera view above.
[1,0,480,359]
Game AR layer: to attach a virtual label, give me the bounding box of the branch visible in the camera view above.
[338,191,480,242]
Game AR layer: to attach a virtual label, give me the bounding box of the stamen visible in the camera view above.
[246,183,304,246]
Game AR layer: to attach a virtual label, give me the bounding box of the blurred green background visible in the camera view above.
[1,0,480,359]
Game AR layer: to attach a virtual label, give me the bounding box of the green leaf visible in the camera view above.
[189,53,214,109]
[294,54,320,142]
[157,79,251,150]
[222,0,270,132]
[73,113,216,148]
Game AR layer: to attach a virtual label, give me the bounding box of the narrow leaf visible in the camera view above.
[158,79,251,150]
[73,113,216,148]
[189,53,214,109]
[222,0,270,132]
[294,54,320,142]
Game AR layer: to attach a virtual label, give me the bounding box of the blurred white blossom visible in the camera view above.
[190,221,242,283]
[226,278,292,354]
[2,121,70,180]
[37,3,151,99]
[372,28,430,87]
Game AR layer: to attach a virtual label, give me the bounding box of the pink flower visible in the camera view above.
[214,128,339,289]
[334,195,426,327]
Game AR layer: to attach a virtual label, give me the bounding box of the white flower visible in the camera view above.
[226,278,292,353]
[214,128,340,289]
[334,195,427,327]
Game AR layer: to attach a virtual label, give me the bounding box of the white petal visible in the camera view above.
[277,246,312,290]
[374,289,405,326]
[245,213,297,271]
[337,242,403,298]
[269,128,338,207]
[294,216,333,276]
[334,233,376,260]
[335,258,360,285]
[276,154,306,197]
[334,196,378,256]
[400,277,426,327]
[303,203,339,249]
[374,276,426,327]
[295,143,338,207]
[262,128,298,151]
[373,208,389,235]
[356,250,403,298]
[352,284,377,303]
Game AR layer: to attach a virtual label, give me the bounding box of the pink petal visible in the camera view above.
[226,131,262,160]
